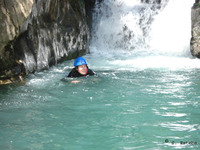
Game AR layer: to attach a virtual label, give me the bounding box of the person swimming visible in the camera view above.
[67,57,96,78]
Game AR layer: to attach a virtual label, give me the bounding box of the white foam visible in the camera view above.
[107,56,200,70]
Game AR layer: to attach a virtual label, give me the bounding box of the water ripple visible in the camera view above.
[160,122,198,132]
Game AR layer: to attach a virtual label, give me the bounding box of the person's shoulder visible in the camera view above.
[87,68,96,75]
[67,68,79,77]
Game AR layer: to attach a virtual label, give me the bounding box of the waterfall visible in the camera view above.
[90,0,194,58]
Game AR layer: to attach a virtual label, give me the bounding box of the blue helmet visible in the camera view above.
[74,57,87,67]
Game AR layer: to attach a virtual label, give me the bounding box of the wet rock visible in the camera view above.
[85,0,103,29]
[0,0,33,84]
[0,59,25,85]
[0,0,33,55]
[17,0,90,73]
[191,1,200,58]
[141,0,162,4]
[0,75,25,85]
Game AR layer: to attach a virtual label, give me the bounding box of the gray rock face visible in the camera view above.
[17,0,90,73]
[0,0,33,78]
[191,3,200,58]
[0,0,33,55]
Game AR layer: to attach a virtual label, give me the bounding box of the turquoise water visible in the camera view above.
[0,56,200,149]
[1,0,200,149]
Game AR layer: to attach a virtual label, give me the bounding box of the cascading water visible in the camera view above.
[90,0,161,51]
[0,0,199,150]
[149,0,193,57]
[88,0,199,70]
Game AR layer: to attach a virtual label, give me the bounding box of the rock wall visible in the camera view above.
[191,0,200,58]
[0,0,96,84]
[0,0,33,84]
[0,0,33,57]
[17,0,90,73]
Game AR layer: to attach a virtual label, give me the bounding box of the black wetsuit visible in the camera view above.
[67,68,95,78]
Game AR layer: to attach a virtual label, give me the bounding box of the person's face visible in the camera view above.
[76,65,88,75]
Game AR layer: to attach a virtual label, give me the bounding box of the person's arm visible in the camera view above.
[70,80,81,83]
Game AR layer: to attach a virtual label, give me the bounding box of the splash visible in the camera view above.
[149,0,194,56]
[90,0,168,52]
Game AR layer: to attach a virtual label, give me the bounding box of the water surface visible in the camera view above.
[0,0,199,149]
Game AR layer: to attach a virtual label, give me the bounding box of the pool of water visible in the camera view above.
[0,55,200,149]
